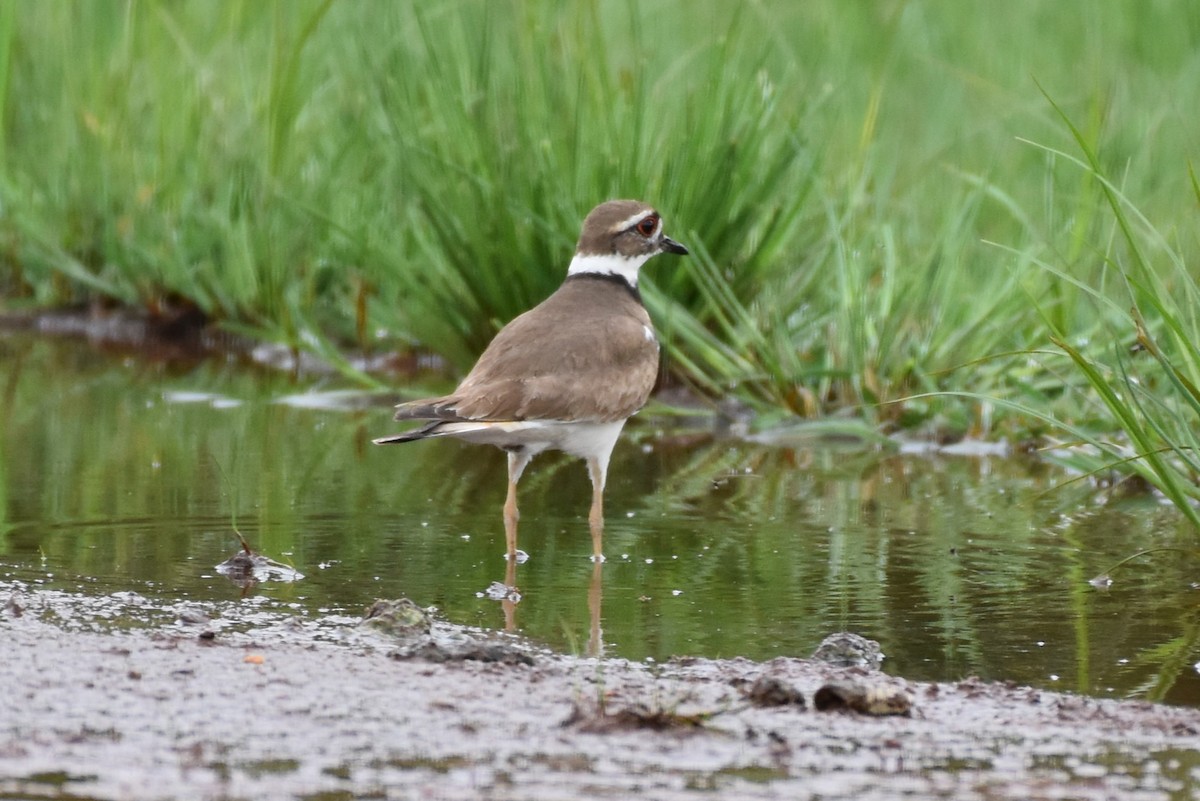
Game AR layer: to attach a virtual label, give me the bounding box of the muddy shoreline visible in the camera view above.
[3,584,1198,800]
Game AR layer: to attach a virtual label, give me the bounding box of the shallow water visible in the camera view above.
[3,334,1198,705]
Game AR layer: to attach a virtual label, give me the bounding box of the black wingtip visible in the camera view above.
[372,432,428,445]
[373,420,445,445]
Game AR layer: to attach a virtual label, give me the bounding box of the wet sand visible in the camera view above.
[3,584,1199,800]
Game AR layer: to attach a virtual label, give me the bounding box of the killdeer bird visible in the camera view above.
[374,200,688,562]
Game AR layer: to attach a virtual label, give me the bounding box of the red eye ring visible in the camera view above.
[635,215,659,237]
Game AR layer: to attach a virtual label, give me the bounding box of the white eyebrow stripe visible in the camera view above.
[613,210,658,233]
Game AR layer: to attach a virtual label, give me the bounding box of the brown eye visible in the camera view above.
[635,215,659,237]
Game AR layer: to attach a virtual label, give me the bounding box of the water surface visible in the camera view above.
[3,334,1197,704]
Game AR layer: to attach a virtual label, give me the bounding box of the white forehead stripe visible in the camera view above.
[567,252,650,286]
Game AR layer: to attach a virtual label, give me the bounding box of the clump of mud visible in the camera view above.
[360,597,537,664]
[741,675,807,708]
[812,678,914,716]
[563,700,714,734]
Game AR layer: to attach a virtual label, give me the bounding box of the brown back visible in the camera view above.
[398,275,658,424]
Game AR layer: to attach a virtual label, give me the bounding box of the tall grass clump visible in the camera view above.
[0,1,346,339]
[346,2,821,369]
[637,4,1200,430]
[1015,100,1200,528]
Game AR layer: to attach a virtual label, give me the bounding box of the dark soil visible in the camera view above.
[0,301,242,359]
[0,305,428,375]
[3,584,1199,800]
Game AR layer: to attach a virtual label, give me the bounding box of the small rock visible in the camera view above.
[814,679,913,716]
[811,632,884,670]
[480,582,521,603]
[177,609,211,626]
[361,598,432,638]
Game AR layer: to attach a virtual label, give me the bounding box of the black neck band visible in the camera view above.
[564,271,642,303]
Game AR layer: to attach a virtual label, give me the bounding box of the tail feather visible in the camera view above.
[372,419,504,446]
[376,396,475,444]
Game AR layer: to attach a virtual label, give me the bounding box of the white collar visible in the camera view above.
[566,253,650,287]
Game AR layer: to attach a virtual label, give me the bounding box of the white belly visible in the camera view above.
[436,419,627,461]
